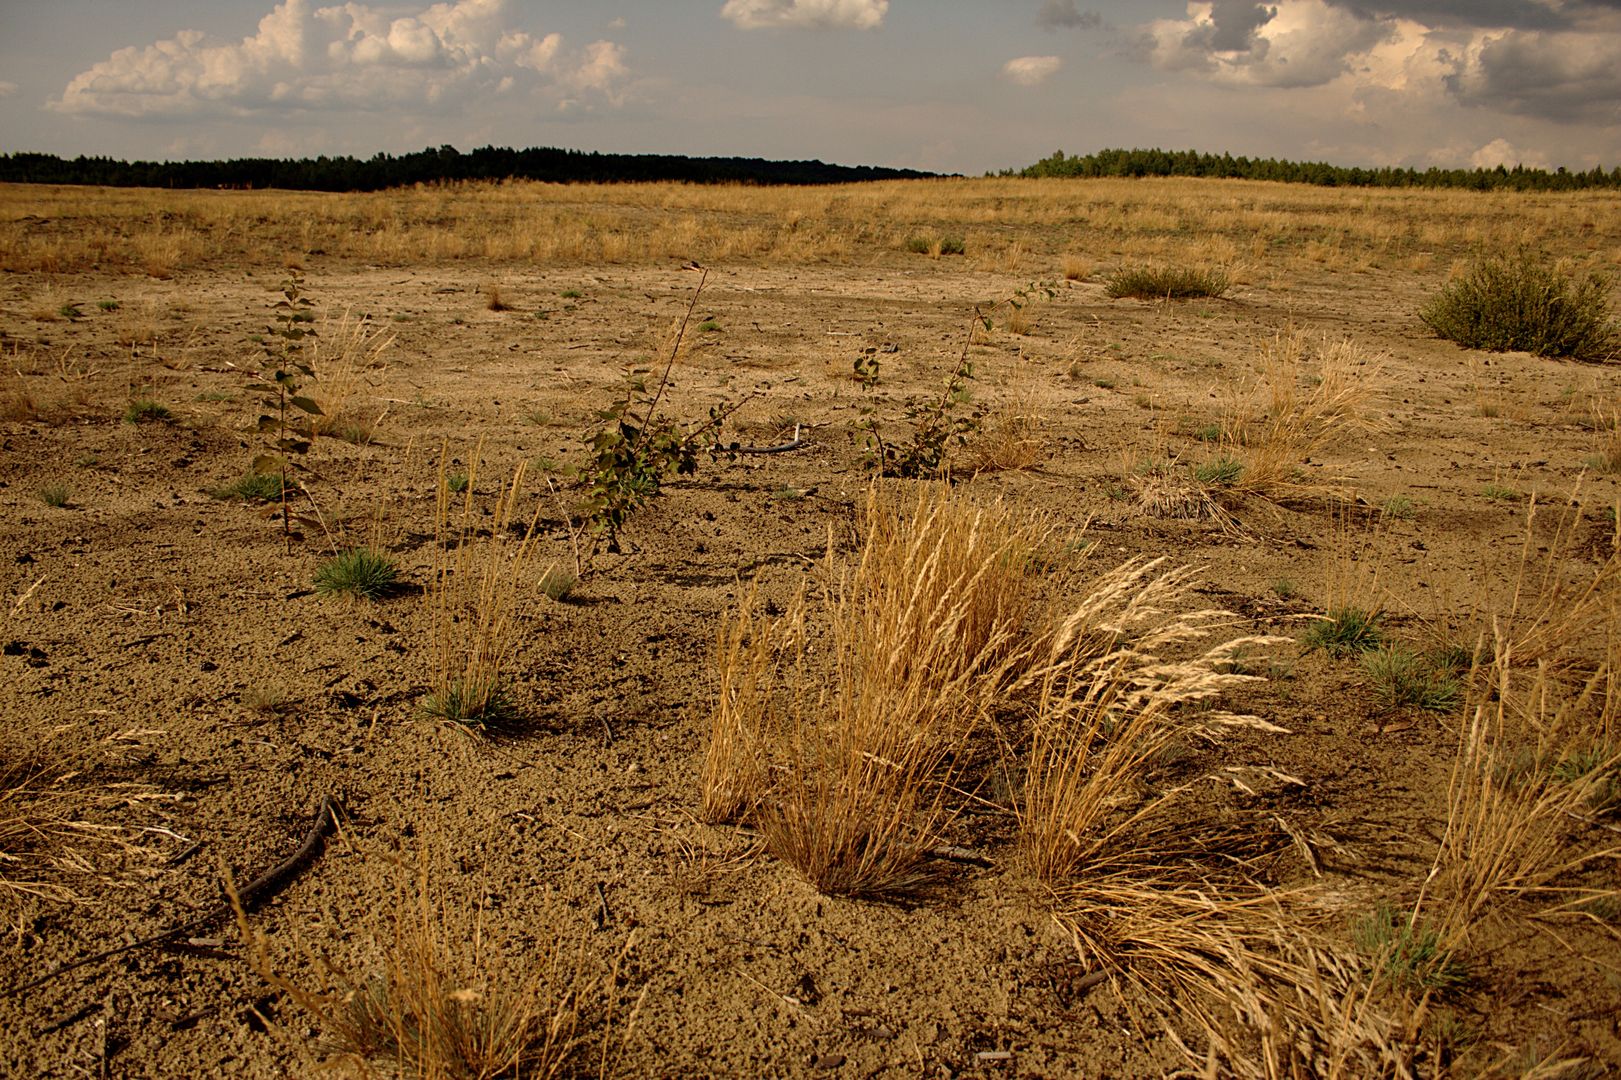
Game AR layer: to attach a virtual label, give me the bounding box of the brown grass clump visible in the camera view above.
[705,483,1044,896]
[967,395,1046,474]
[1426,636,1621,943]
[425,447,546,730]
[1015,558,1284,882]
[305,309,393,441]
[235,847,638,1079]
[1216,332,1384,501]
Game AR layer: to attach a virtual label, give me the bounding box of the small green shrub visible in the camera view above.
[446,471,470,494]
[38,484,70,508]
[1420,256,1617,361]
[1302,606,1383,655]
[314,547,399,601]
[1381,495,1415,520]
[1363,645,1462,712]
[1105,266,1230,300]
[211,471,288,502]
[938,235,966,256]
[697,319,722,333]
[1194,456,1244,486]
[1482,484,1522,502]
[1352,903,1469,994]
[97,299,120,312]
[560,289,582,299]
[58,302,82,321]
[124,398,171,424]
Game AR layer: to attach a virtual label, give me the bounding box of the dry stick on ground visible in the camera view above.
[2,795,343,998]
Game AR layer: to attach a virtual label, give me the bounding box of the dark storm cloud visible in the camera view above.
[1181,1,1278,53]
[1446,28,1621,123]
[1324,1,1567,30]
[1036,1,1101,31]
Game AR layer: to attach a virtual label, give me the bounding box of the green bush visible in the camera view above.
[1363,645,1462,713]
[1105,266,1229,300]
[210,471,288,502]
[1420,256,1617,361]
[1302,606,1383,655]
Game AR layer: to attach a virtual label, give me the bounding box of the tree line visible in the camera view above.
[0,144,935,191]
[1014,147,1621,192]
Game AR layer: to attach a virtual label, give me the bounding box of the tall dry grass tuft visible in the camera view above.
[706,483,1045,896]
[1015,559,1286,883]
[1425,635,1621,944]
[1217,332,1383,500]
[425,445,546,729]
[305,309,393,441]
[234,847,639,1079]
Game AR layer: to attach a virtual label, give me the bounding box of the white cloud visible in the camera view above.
[1143,0,1392,88]
[1469,136,1549,169]
[50,0,630,119]
[0,81,18,98]
[1002,56,1063,86]
[719,0,887,31]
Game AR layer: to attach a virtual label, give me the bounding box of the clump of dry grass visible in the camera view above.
[1213,332,1383,501]
[425,446,546,730]
[1014,558,1285,882]
[305,309,392,441]
[1425,636,1621,943]
[235,847,639,1079]
[967,395,1046,474]
[705,483,1045,896]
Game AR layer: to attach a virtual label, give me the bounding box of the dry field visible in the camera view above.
[2,176,1620,1077]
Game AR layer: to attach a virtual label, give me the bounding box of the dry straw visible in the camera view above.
[426,443,547,728]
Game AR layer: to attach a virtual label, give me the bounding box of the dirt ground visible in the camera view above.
[2,180,1620,1078]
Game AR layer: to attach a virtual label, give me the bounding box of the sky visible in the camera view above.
[1,0,1619,175]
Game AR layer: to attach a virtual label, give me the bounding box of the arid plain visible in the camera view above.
[2,176,1620,1077]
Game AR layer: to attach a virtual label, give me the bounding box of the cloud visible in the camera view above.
[0,81,17,98]
[1324,1,1571,31]
[50,0,630,119]
[1037,1,1102,31]
[1143,0,1391,87]
[1443,22,1621,122]
[1002,56,1063,86]
[1469,136,1550,168]
[719,0,887,30]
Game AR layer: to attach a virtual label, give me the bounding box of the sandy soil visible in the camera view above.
[2,219,1620,1077]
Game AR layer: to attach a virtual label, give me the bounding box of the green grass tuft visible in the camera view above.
[1302,606,1384,655]
[123,398,171,425]
[1194,456,1244,486]
[210,471,288,502]
[1420,255,1617,361]
[1353,903,1469,993]
[420,676,513,728]
[1363,645,1462,712]
[38,484,71,508]
[314,547,399,601]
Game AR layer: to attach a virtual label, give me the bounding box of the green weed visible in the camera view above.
[1420,255,1617,361]
[1105,265,1229,300]
[314,547,399,601]
[1363,645,1462,712]
[1302,606,1384,655]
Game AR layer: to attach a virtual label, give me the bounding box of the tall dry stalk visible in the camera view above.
[305,308,392,438]
[426,445,546,728]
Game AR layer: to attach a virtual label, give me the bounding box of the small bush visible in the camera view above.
[1302,606,1383,655]
[123,398,171,424]
[210,471,287,502]
[1105,266,1229,300]
[314,547,399,601]
[38,484,70,508]
[538,567,577,602]
[1420,256,1617,361]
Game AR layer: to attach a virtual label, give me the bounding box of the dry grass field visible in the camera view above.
[2,175,1619,1077]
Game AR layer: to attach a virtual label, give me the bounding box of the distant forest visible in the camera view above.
[1015,147,1621,191]
[0,144,935,191]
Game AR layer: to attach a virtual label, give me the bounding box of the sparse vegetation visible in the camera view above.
[123,397,171,424]
[37,484,70,508]
[210,471,288,502]
[1363,644,1463,712]
[1351,903,1469,993]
